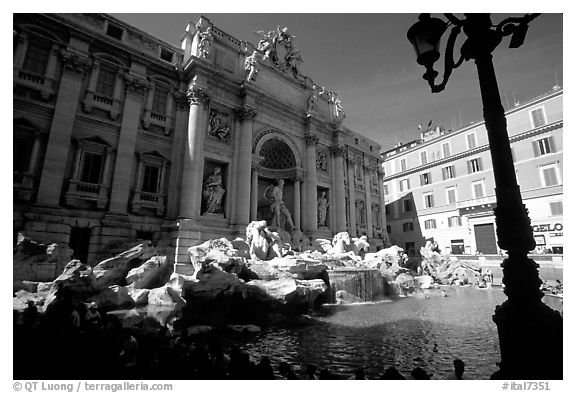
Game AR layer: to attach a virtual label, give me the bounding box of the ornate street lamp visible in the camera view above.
[407,14,562,379]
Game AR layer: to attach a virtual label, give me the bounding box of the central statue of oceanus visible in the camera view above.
[263,179,295,231]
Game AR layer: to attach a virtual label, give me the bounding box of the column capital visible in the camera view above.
[60,49,91,75]
[330,144,346,157]
[234,105,257,121]
[291,168,306,182]
[174,89,190,111]
[186,86,210,106]
[251,155,264,170]
[304,133,319,146]
[123,73,149,96]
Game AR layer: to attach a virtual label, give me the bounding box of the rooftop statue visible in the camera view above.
[197,26,214,59]
[254,26,304,77]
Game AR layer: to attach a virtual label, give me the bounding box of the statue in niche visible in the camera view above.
[202,166,225,215]
[208,109,231,143]
[264,179,295,231]
[317,191,329,227]
[197,26,214,59]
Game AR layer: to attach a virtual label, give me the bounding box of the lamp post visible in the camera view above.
[407,14,562,379]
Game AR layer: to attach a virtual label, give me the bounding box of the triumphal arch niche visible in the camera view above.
[173,17,388,262]
[253,134,304,235]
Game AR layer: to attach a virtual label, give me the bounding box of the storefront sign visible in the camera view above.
[532,223,563,233]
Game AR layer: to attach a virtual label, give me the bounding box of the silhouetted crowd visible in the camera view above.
[14,286,467,380]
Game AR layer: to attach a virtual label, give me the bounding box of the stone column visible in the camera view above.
[292,172,304,231]
[363,160,374,238]
[179,84,210,219]
[165,90,189,219]
[27,137,42,174]
[346,156,357,237]
[304,134,319,233]
[108,73,148,214]
[330,145,347,232]
[36,49,90,206]
[233,105,257,226]
[377,165,388,242]
[250,157,263,221]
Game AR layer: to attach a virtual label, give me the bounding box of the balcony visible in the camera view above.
[65,180,109,209]
[82,91,121,120]
[142,110,173,136]
[457,195,497,216]
[14,66,56,100]
[131,190,166,216]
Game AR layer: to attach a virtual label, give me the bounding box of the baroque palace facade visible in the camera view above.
[13,13,388,264]
[381,88,563,256]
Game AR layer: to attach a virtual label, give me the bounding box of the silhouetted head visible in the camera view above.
[411,367,431,380]
[355,368,366,379]
[454,359,465,378]
[381,366,405,380]
[306,364,317,376]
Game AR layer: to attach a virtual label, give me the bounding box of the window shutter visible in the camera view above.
[533,141,541,158]
[407,179,410,189]
[452,166,456,177]
[467,160,472,174]
[442,168,447,181]
[478,158,482,171]
[399,180,403,192]
[428,172,432,183]
[430,195,434,207]
[549,137,557,153]
[420,174,424,186]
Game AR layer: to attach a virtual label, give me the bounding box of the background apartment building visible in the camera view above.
[382,88,563,257]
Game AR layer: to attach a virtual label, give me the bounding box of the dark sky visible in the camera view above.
[111,12,562,151]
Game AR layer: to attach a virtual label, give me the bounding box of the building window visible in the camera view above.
[424,219,437,229]
[399,178,410,192]
[550,201,563,216]
[451,239,465,255]
[540,164,561,187]
[354,138,359,145]
[423,192,434,208]
[160,48,173,62]
[152,84,169,114]
[448,216,462,227]
[386,225,391,234]
[442,142,451,158]
[403,199,413,212]
[65,136,111,209]
[136,230,155,241]
[421,151,427,165]
[385,204,391,215]
[442,165,456,180]
[472,180,485,198]
[403,222,414,232]
[383,184,389,195]
[96,64,116,97]
[466,133,477,150]
[533,136,556,157]
[530,108,546,128]
[420,172,432,186]
[79,152,104,185]
[141,164,161,193]
[467,158,483,173]
[106,23,124,40]
[13,137,33,176]
[22,40,50,75]
[446,187,457,204]
[400,158,407,172]
[373,204,382,229]
[357,200,366,228]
